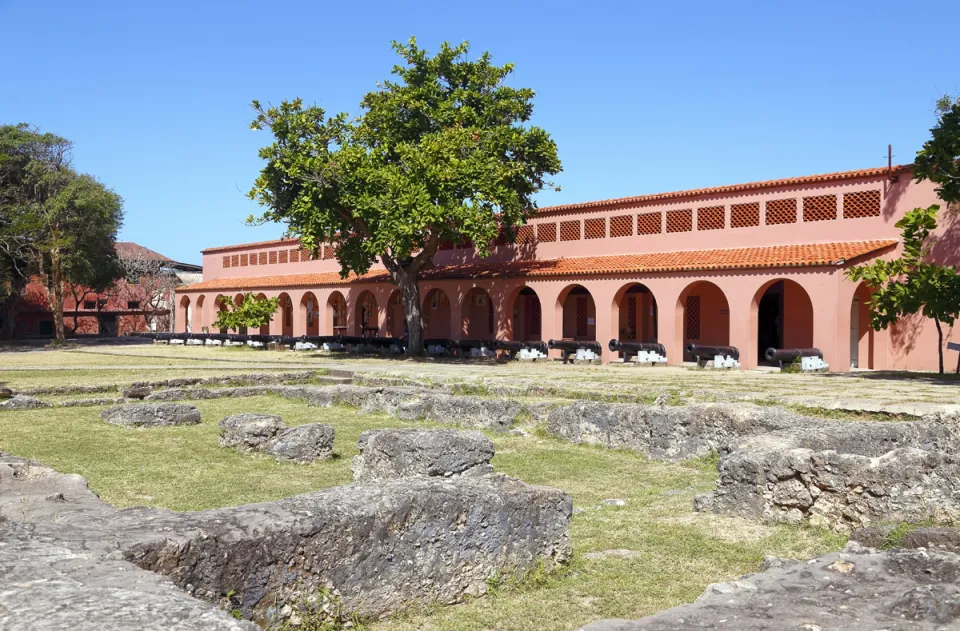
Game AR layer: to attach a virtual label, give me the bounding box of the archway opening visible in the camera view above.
[278,293,293,337]
[510,287,542,342]
[233,293,247,335]
[355,291,379,337]
[850,282,875,369]
[386,290,406,338]
[216,295,229,334]
[558,285,596,341]
[422,289,451,339]
[326,292,346,336]
[301,292,320,336]
[178,295,191,333]
[614,283,658,342]
[462,287,494,339]
[754,279,813,365]
[676,281,729,361]
[255,293,270,336]
[193,295,205,333]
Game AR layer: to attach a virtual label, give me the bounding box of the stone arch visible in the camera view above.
[193,295,205,333]
[507,286,542,342]
[301,292,320,336]
[422,288,452,339]
[556,284,596,341]
[611,282,658,343]
[675,280,730,361]
[178,295,191,333]
[850,281,876,369]
[233,293,248,335]
[355,291,379,337]
[386,290,405,338]
[752,279,814,365]
[215,295,229,334]
[326,291,346,336]
[277,293,294,337]
[461,287,494,339]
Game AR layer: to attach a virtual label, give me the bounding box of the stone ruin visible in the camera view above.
[579,541,960,630]
[352,428,495,480]
[102,402,202,427]
[219,413,335,463]
[0,425,570,629]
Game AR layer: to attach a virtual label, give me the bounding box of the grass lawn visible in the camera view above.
[0,394,845,630]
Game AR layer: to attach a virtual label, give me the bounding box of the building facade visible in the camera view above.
[176,166,958,371]
[8,243,202,338]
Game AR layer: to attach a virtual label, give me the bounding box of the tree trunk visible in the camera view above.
[50,247,66,343]
[935,318,944,375]
[395,268,424,357]
[0,295,18,341]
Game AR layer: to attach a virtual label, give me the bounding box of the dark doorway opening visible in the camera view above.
[99,314,118,337]
[757,281,784,364]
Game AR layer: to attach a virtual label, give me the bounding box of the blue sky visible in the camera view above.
[1,0,957,264]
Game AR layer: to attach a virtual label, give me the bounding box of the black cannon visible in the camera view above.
[686,344,740,368]
[495,340,548,353]
[452,339,496,350]
[304,335,340,346]
[608,339,666,358]
[206,333,230,343]
[170,332,190,342]
[188,333,209,343]
[548,339,602,363]
[338,335,403,351]
[226,334,249,344]
[153,332,173,342]
[764,347,823,363]
[139,332,158,340]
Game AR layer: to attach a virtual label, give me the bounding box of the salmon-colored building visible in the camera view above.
[176,165,958,372]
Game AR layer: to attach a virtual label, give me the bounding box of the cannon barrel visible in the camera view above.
[608,339,666,356]
[548,339,602,353]
[495,340,548,354]
[303,335,339,345]
[686,343,739,361]
[342,336,401,348]
[227,334,249,343]
[206,333,230,342]
[154,332,173,341]
[189,333,209,341]
[170,332,189,341]
[247,334,272,344]
[765,347,823,362]
[140,332,158,339]
[452,339,497,351]
[424,338,453,348]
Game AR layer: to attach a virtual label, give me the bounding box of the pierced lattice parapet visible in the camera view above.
[269,251,277,265]
[322,245,334,260]
[584,217,606,239]
[843,190,881,218]
[278,250,288,264]
[231,255,239,267]
[697,206,725,231]
[289,249,300,263]
[731,202,760,228]
[765,198,797,225]
[536,222,557,242]
[223,256,231,268]
[666,209,693,233]
[637,212,661,235]
[250,252,259,266]
[259,252,268,265]
[685,295,701,340]
[803,194,837,222]
[240,254,249,267]
[560,220,581,241]
[610,214,634,238]
[495,225,511,246]
[516,225,534,244]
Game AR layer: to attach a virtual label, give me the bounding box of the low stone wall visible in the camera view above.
[694,419,960,532]
[545,401,805,461]
[0,449,570,628]
[578,542,960,630]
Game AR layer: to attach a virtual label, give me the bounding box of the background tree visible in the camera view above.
[0,124,123,342]
[117,249,181,331]
[248,38,561,355]
[213,294,279,332]
[848,204,960,374]
[913,95,960,205]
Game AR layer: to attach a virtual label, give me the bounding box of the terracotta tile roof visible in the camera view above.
[201,237,300,254]
[533,165,911,217]
[178,240,896,292]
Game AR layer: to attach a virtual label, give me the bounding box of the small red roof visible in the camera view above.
[178,240,897,292]
[115,242,173,262]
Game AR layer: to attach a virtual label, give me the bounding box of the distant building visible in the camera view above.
[8,242,201,338]
[176,165,957,372]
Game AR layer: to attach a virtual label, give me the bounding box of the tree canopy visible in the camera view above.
[248,38,561,354]
[0,123,123,341]
[913,95,960,205]
[214,294,279,332]
[847,204,960,374]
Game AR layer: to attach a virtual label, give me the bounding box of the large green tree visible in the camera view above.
[248,38,561,355]
[913,95,960,204]
[213,293,279,333]
[0,124,124,341]
[847,204,960,374]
